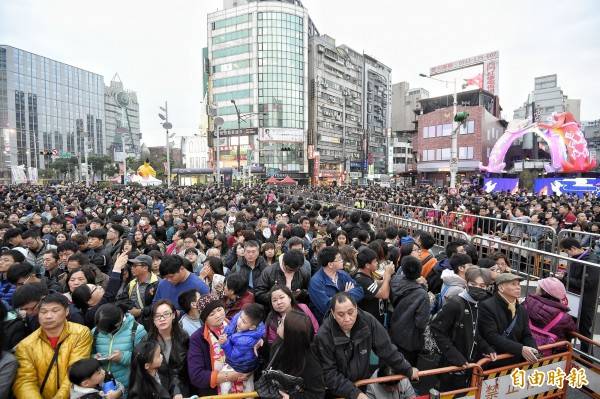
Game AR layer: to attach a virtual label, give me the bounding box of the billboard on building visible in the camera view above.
[430,51,499,96]
[534,177,600,197]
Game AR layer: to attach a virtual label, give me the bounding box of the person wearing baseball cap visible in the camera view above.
[479,273,539,365]
[127,254,159,326]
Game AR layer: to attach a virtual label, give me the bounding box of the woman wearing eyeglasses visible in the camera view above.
[430,267,497,391]
[143,299,190,399]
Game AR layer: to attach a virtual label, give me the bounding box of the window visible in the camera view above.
[212,29,251,44]
[213,89,251,102]
[436,125,443,137]
[423,126,435,138]
[212,44,251,59]
[460,120,475,134]
[442,123,452,136]
[213,14,251,30]
[441,147,451,160]
[459,146,474,159]
[213,59,251,73]
[422,149,435,161]
[212,74,252,88]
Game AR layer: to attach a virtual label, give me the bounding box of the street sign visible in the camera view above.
[60,152,72,159]
[51,148,58,156]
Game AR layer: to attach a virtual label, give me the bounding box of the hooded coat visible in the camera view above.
[430,291,494,366]
[439,269,467,307]
[389,275,430,352]
[92,313,147,390]
[222,312,266,373]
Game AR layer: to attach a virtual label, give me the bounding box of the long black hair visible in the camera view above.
[129,340,161,397]
[148,300,187,344]
[274,309,314,376]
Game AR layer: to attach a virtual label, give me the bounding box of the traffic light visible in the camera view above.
[39,149,51,156]
[454,112,470,124]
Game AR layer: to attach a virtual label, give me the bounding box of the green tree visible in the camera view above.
[48,157,79,180]
[88,154,116,180]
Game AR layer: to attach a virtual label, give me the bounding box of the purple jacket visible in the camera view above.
[187,326,218,396]
[523,294,577,340]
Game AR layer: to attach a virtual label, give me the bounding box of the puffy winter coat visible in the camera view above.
[389,275,430,352]
[523,294,577,340]
[92,313,147,390]
[223,312,265,373]
[13,321,92,399]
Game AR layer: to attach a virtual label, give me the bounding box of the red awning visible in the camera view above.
[265,176,279,184]
[279,175,298,185]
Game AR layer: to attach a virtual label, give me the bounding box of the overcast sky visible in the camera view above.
[1,0,599,147]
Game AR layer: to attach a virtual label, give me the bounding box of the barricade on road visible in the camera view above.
[569,332,600,398]
[197,343,581,399]
[447,211,557,252]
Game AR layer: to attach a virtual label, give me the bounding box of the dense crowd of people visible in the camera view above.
[0,182,596,399]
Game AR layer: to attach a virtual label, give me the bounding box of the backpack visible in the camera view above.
[430,284,451,315]
[529,313,563,356]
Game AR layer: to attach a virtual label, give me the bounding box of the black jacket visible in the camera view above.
[342,222,361,241]
[478,293,537,361]
[315,310,413,399]
[254,263,310,307]
[567,249,600,294]
[430,294,494,366]
[143,332,190,397]
[230,256,269,291]
[389,275,430,352]
[270,340,325,399]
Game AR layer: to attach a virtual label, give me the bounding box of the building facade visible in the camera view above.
[104,74,141,159]
[0,45,105,182]
[363,55,392,177]
[206,0,318,183]
[583,119,600,170]
[415,90,505,186]
[308,35,364,184]
[513,74,581,161]
[390,82,428,178]
[181,134,209,169]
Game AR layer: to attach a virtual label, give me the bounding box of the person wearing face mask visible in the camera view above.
[91,303,147,392]
[430,267,497,391]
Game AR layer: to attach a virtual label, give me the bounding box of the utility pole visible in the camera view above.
[450,78,458,189]
[159,102,172,188]
[231,99,242,183]
[213,116,224,187]
[84,136,90,187]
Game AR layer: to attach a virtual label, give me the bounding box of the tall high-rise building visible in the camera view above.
[390,82,428,178]
[308,35,364,184]
[0,45,106,183]
[363,54,392,177]
[205,0,318,184]
[512,74,581,161]
[104,74,141,159]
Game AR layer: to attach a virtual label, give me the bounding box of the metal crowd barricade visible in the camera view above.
[569,332,600,397]
[557,229,600,252]
[470,235,600,341]
[448,211,557,252]
[474,341,573,399]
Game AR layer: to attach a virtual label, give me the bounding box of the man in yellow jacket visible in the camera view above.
[13,293,92,399]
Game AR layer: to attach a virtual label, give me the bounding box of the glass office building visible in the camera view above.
[207,0,318,181]
[0,45,105,182]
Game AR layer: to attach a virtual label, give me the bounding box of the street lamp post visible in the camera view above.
[342,90,348,185]
[159,101,172,188]
[213,116,224,187]
[419,73,458,188]
[231,99,242,179]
